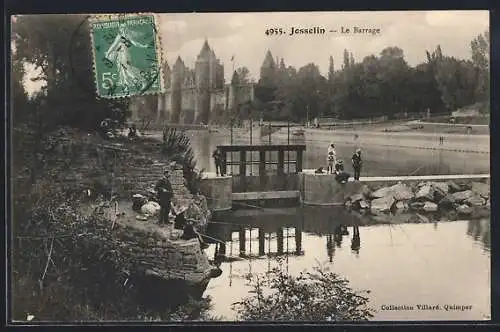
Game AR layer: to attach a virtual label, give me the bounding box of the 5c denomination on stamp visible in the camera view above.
[89,13,164,99]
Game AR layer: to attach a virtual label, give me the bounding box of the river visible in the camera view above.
[162,129,490,176]
[203,207,490,321]
[160,128,490,321]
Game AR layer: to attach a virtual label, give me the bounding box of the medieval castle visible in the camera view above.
[129,41,285,125]
[154,40,256,124]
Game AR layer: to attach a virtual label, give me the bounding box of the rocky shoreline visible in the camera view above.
[344,179,490,221]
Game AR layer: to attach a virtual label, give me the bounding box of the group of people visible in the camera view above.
[323,143,363,182]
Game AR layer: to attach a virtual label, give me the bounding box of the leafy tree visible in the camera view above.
[470,31,489,109]
[236,66,251,84]
[12,14,129,130]
[342,49,350,70]
[328,55,335,83]
[232,263,374,321]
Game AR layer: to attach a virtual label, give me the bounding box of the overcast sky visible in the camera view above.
[22,10,488,94]
[159,10,489,82]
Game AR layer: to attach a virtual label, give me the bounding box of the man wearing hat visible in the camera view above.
[351,148,363,181]
[155,169,174,224]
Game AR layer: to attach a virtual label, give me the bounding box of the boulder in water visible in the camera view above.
[409,201,425,210]
[448,181,462,193]
[141,201,161,216]
[465,194,486,207]
[451,190,473,203]
[415,184,434,201]
[431,182,450,194]
[456,204,473,215]
[471,182,490,199]
[395,200,409,212]
[371,186,393,199]
[390,182,414,201]
[370,195,395,214]
[423,201,438,212]
[438,195,456,208]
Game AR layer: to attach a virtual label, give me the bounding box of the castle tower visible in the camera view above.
[157,60,171,120]
[228,71,240,110]
[195,39,212,124]
[260,50,277,85]
[171,56,185,123]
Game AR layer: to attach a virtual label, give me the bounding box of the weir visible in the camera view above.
[199,142,490,208]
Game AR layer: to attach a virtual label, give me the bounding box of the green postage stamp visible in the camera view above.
[90,13,164,98]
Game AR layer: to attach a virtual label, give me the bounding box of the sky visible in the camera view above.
[21,10,489,95]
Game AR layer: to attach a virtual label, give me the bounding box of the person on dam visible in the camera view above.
[212,147,224,176]
[351,148,363,181]
[327,143,337,174]
[155,169,174,225]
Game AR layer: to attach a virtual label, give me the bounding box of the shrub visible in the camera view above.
[232,261,374,321]
[161,128,205,195]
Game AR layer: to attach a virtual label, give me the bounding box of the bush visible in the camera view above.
[232,261,374,321]
[161,128,204,195]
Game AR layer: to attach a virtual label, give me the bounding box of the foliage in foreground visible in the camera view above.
[12,178,218,322]
[161,128,205,195]
[232,262,374,321]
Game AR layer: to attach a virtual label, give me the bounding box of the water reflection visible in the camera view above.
[466,218,490,252]
[204,206,491,321]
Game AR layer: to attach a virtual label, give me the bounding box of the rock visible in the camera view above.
[433,186,448,202]
[456,204,473,215]
[431,182,449,194]
[438,195,456,208]
[415,213,430,223]
[395,200,409,212]
[471,182,490,199]
[485,199,490,208]
[415,184,434,201]
[423,201,438,212]
[370,195,395,214]
[389,182,414,201]
[466,195,486,207]
[359,200,370,209]
[141,201,161,216]
[349,193,365,203]
[136,215,148,221]
[451,190,473,203]
[409,202,425,210]
[371,186,393,199]
[448,181,462,193]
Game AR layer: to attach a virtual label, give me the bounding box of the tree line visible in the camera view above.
[235,31,489,122]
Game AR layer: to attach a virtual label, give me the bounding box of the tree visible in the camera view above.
[342,49,350,69]
[470,31,489,109]
[236,66,251,84]
[328,56,335,83]
[232,263,374,321]
[12,14,129,130]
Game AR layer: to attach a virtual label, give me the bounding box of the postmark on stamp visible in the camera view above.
[89,13,164,98]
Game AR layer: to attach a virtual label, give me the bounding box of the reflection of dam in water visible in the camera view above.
[204,207,491,321]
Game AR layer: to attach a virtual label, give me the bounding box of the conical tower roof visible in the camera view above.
[231,70,240,85]
[198,39,212,59]
[261,50,275,68]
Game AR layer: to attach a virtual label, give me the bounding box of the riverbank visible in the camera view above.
[12,128,220,321]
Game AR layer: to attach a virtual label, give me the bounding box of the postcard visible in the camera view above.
[10,10,490,323]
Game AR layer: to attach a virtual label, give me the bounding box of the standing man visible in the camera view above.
[212,147,224,176]
[351,148,363,181]
[155,169,174,225]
